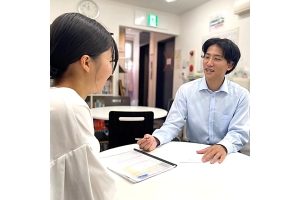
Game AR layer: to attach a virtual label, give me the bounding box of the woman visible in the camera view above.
[50,13,119,200]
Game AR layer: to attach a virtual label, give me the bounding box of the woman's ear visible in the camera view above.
[79,55,90,72]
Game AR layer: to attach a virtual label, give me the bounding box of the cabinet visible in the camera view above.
[230,77,250,91]
[86,76,116,108]
[86,94,112,108]
[52,75,118,108]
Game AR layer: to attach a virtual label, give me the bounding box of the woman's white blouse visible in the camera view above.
[50,87,118,200]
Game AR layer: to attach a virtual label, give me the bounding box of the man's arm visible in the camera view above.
[152,87,188,146]
[218,91,250,154]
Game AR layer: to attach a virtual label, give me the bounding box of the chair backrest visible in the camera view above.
[166,98,183,142]
[104,96,130,106]
[108,111,154,149]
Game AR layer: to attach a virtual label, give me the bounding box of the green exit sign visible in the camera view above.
[147,14,158,27]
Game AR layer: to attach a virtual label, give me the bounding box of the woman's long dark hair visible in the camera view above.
[50,12,118,79]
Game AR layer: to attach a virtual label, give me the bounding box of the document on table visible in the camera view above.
[107,148,177,183]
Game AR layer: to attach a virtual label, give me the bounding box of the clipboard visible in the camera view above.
[107,148,177,183]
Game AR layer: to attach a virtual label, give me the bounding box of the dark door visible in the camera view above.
[138,44,149,106]
[155,37,175,111]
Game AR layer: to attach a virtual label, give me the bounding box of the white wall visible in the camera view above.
[50,0,180,96]
[173,0,250,97]
[50,0,250,102]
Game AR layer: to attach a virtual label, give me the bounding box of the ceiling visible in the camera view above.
[107,0,211,15]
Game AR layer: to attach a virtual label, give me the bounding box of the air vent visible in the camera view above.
[234,0,250,15]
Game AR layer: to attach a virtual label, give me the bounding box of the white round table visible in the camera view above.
[98,142,251,200]
[90,106,168,120]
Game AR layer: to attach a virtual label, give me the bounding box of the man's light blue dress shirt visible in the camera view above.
[152,77,250,154]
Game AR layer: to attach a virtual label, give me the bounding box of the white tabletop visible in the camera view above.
[98,142,251,200]
[90,106,168,120]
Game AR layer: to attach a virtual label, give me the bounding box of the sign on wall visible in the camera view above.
[203,27,239,45]
[135,10,168,30]
[147,14,158,27]
[209,13,225,32]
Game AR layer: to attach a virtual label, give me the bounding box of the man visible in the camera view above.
[138,38,250,164]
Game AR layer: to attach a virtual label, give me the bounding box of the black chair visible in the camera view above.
[167,98,174,111]
[108,111,154,149]
[153,98,174,130]
[239,132,250,156]
[96,96,131,151]
[153,98,181,142]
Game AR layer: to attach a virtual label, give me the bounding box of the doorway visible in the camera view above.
[138,44,149,106]
[155,37,175,111]
[120,27,175,108]
[138,31,150,106]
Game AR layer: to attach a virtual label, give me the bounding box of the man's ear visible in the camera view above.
[79,55,90,72]
[227,61,234,71]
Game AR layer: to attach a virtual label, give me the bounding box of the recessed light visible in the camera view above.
[166,0,177,2]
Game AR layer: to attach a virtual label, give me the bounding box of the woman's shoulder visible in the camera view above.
[51,87,88,107]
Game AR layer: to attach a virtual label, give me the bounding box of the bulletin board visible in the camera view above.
[197,27,239,73]
[202,27,239,45]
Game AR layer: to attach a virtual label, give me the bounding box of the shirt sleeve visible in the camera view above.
[73,104,100,153]
[153,86,187,145]
[217,90,250,154]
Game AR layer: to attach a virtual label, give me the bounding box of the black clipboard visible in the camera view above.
[107,148,177,183]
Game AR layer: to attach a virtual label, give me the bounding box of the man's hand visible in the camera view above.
[137,134,158,152]
[196,144,227,164]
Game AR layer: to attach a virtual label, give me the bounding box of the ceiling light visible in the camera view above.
[166,0,177,2]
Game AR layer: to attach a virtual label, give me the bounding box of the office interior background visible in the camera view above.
[50,0,250,111]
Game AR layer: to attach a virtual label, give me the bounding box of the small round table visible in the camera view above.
[90,106,168,120]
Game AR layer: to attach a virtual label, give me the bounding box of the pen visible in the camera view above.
[135,137,150,141]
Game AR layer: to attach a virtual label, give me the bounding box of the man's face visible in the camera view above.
[202,44,233,81]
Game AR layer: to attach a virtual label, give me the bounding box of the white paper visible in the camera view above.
[178,154,204,163]
[107,149,176,183]
[172,152,205,163]
[166,58,171,65]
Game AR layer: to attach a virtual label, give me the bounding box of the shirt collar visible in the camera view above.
[199,76,229,93]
